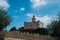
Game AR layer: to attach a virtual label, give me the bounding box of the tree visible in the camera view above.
[47,13,60,38]
[0,9,11,31]
[9,26,17,31]
[18,27,24,31]
[57,12,60,20]
[33,28,48,35]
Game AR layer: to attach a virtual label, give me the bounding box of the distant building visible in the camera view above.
[24,15,43,29]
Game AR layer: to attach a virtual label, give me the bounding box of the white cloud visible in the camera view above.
[0,0,10,10]
[26,13,52,27]
[20,7,25,11]
[26,13,34,18]
[36,15,52,27]
[30,0,47,7]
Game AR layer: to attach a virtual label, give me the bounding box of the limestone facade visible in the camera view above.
[24,15,43,29]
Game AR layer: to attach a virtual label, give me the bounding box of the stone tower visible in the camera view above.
[32,15,36,22]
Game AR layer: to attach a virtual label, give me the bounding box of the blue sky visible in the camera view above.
[0,0,60,30]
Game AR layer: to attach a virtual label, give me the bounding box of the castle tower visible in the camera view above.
[37,20,43,28]
[32,15,36,22]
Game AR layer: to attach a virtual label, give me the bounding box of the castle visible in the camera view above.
[24,15,43,29]
[0,15,56,40]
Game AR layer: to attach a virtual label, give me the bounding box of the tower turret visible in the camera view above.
[32,15,36,22]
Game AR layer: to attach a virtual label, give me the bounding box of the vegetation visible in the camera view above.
[0,9,11,31]
[18,27,24,31]
[47,13,60,38]
[9,26,17,31]
[33,28,48,35]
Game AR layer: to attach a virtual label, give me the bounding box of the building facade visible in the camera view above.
[24,15,43,29]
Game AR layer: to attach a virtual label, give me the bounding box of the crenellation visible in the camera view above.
[17,31,20,33]
[0,31,56,40]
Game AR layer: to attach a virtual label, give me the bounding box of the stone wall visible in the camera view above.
[4,37,26,40]
[0,31,56,40]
